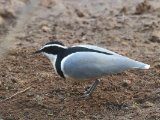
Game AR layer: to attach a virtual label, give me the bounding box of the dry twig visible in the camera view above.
[1,86,31,102]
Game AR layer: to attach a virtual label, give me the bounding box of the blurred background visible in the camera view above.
[0,0,160,119]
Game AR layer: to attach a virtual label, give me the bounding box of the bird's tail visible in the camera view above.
[131,60,150,69]
[138,63,150,69]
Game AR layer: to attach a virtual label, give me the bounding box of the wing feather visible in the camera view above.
[61,52,146,80]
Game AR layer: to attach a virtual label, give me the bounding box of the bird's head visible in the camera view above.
[34,41,67,61]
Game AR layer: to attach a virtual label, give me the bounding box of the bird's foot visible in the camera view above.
[83,89,92,97]
[82,79,100,97]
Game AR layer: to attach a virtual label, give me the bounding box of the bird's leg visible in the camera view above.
[83,79,100,97]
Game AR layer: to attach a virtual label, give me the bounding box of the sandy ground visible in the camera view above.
[0,0,160,119]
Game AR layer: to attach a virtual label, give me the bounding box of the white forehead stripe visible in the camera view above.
[41,44,67,50]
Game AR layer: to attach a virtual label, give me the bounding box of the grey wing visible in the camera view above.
[61,52,149,81]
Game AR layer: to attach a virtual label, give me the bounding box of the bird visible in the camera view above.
[34,41,150,97]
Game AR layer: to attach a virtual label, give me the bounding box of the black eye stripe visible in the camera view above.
[41,45,113,56]
[42,46,65,54]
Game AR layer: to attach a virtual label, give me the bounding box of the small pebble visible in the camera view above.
[149,31,160,43]
[122,79,131,87]
[141,101,154,108]
[41,26,51,32]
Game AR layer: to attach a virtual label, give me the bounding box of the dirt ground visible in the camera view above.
[0,0,160,120]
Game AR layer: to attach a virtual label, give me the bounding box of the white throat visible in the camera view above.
[43,53,58,73]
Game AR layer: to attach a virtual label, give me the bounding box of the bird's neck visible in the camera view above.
[44,53,58,72]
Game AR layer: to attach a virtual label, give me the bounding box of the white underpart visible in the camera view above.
[43,53,58,73]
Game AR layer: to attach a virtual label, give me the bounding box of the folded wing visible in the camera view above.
[61,51,149,80]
